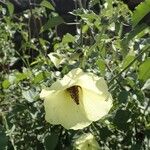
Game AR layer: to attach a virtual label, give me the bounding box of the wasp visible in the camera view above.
[67,85,81,105]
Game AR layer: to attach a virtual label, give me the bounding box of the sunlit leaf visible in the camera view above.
[2,80,10,89]
[96,59,106,76]
[33,72,51,84]
[62,33,75,44]
[6,2,14,15]
[132,0,150,26]
[40,0,54,10]
[15,73,28,83]
[122,51,135,69]
[138,58,150,81]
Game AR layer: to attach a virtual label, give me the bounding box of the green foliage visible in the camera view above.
[62,33,76,44]
[41,16,64,32]
[138,58,150,81]
[132,0,150,26]
[44,133,59,150]
[0,0,150,149]
[6,2,14,15]
[40,0,55,10]
[0,125,8,150]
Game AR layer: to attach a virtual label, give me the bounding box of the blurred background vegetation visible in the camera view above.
[0,0,150,149]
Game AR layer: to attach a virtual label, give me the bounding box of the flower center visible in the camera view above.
[66,85,81,105]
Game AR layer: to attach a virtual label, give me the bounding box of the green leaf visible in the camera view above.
[44,134,58,150]
[118,91,129,104]
[62,33,76,44]
[121,23,147,51]
[40,0,54,10]
[6,2,14,15]
[107,0,113,10]
[15,73,28,83]
[2,80,10,89]
[33,72,45,84]
[41,16,64,32]
[96,59,106,76]
[113,109,131,130]
[33,72,51,84]
[99,126,112,141]
[122,51,135,69]
[138,58,150,81]
[0,125,8,150]
[132,0,150,27]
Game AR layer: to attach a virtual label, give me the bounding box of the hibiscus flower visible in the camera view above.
[40,68,113,130]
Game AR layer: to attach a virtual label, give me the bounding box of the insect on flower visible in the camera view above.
[67,85,82,105]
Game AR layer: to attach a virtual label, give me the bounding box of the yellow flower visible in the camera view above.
[74,133,100,150]
[40,68,113,130]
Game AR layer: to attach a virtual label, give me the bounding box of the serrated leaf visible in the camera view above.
[132,0,150,26]
[138,58,150,81]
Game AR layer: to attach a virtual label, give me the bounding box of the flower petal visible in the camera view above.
[42,89,92,130]
[49,69,80,91]
[49,68,107,93]
[63,68,109,95]
[40,89,55,99]
[74,133,100,150]
[81,89,113,121]
[76,72,109,95]
[40,68,113,130]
